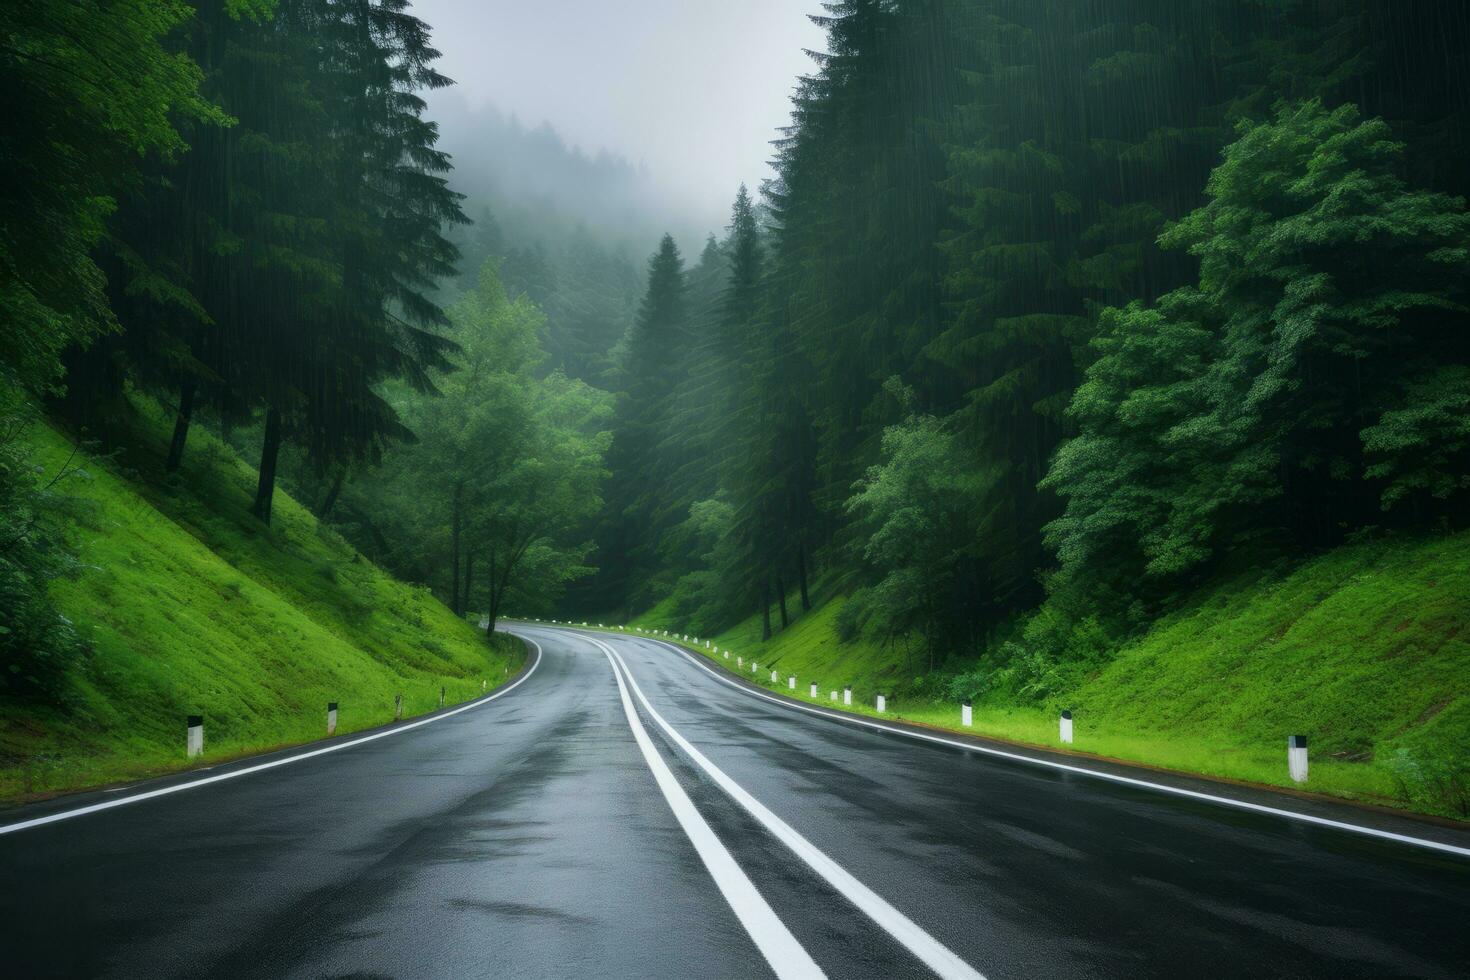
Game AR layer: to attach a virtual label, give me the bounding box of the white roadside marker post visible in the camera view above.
[481,679,487,694]
[788,675,796,690]
[876,694,887,713]
[962,700,973,727]
[810,682,818,698]
[186,715,204,759]
[830,691,837,702]
[327,702,338,736]
[1060,709,1074,745]
[737,656,743,667]
[394,693,403,721]
[1288,735,1309,783]
[843,686,852,706]
[771,669,778,683]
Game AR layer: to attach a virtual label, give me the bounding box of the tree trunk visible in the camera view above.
[463,551,474,619]
[320,466,346,518]
[776,574,789,629]
[166,382,196,474]
[450,482,463,616]
[485,535,532,636]
[761,576,772,641]
[485,547,498,634]
[798,545,811,611]
[251,407,282,524]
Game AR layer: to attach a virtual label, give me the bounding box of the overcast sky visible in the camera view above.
[409,0,828,233]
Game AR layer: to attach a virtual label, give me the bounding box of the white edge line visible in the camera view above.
[0,638,543,836]
[593,636,985,980]
[598,642,824,980]
[536,627,1470,861]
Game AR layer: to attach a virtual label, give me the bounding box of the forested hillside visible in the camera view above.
[0,0,596,780]
[432,99,659,385]
[2,0,1467,810]
[577,1,1470,675]
[1,407,520,799]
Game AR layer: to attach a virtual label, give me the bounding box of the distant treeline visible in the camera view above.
[578,0,1470,685]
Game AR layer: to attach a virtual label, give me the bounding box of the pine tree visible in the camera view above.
[591,234,688,610]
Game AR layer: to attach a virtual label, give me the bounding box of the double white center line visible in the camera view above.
[598,637,825,978]
[590,633,985,980]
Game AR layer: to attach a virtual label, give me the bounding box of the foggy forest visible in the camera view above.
[4,0,1470,887]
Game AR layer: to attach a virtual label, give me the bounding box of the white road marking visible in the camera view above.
[588,629,1470,861]
[593,636,986,980]
[598,645,825,980]
[0,639,543,837]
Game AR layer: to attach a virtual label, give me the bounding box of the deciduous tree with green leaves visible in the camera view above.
[1044,100,1470,612]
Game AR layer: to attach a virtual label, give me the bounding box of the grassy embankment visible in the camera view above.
[621,535,1470,819]
[0,401,522,802]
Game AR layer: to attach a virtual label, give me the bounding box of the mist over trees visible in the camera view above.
[430,95,705,251]
[575,0,1470,691]
[428,97,705,388]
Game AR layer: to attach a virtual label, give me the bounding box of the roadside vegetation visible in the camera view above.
[626,526,1469,819]
[3,2,1467,816]
[557,4,1470,821]
[0,1,593,800]
[0,408,521,802]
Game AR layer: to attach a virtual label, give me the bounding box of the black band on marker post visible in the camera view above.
[187,715,203,728]
[1289,735,1307,748]
[328,702,337,712]
[1061,709,1072,720]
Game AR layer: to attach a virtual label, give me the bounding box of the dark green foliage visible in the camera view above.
[577,0,1470,694]
[0,0,230,400]
[56,0,466,524]
[0,411,88,700]
[0,0,234,701]
[8,0,1470,712]
[587,234,690,610]
[1,0,476,701]
[845,381,994,668]
[1045,100,1470,617]
[333,261,612,627]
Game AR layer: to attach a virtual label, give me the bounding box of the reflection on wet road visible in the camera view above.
[0,625,1466,978]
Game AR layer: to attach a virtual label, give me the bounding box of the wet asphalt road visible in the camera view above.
[1,625,1467,979]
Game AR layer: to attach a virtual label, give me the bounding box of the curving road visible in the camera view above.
[0,624,1466,978]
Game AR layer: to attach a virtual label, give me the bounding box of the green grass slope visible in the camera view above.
[625,533,1469,819]
[0,403,521,801]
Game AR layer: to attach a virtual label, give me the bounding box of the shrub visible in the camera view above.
[833,587,872,643]
[944,667,991,703]
[0,415,87,701]
[1387,748,1469,818]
